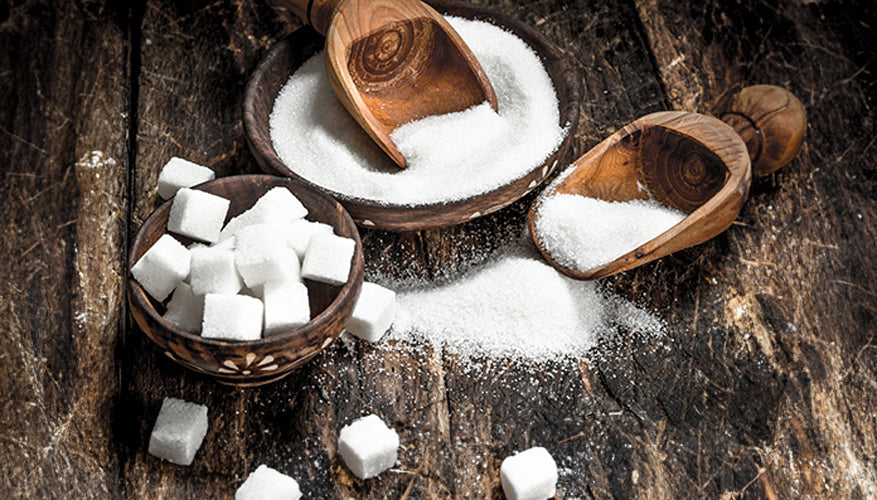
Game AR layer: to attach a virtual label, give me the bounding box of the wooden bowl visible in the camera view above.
[127,174,364,386]
[244,0,580,231]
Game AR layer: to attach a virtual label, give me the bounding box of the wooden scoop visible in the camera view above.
[528,85,806,280]
[275,0,498,168]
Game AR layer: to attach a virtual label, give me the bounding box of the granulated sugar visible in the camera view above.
[381,241,666,363]
[534,194,686,272]
[270,17,564,205]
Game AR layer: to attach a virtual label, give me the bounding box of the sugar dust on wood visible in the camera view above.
[377,238,667,365]
[270,17,564,205]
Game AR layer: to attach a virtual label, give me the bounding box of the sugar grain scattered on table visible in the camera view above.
[534,193,686,272]
[379,238,666,364]
[270,16,564,205]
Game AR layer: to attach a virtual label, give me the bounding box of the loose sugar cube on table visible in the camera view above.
[201,294,263,341]
[189,246,242,296]
[338,414,399,479]
[131,234,191,302]
[148,397,209,466]
[234,223,301,288]
[263,281,310,336]
[287,218,334,259]
[301,232,355,286]
[167,188,230,244]
[347,282,396,342]
[235,464,302,500]
[157,157,215,199]
[500,447,558,500]
[163,283,204,333]
[220,186,308,241]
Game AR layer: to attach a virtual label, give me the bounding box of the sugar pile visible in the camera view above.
[270,16,564,206]
[381,239,666,363]
[534,194,686,272]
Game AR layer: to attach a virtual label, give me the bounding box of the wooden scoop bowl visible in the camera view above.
[528,85,806,280]
[273,0,498,168]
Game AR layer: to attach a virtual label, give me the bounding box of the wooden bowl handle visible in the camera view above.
[718,85,806,177]
[269,0,344,34]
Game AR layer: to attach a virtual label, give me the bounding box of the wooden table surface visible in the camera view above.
[2,0,875,498]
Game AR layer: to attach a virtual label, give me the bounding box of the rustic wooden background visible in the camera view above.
[1,0,875,498]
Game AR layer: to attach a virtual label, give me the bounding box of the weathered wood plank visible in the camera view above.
[427,1,671,497]
[595,0,877,497]
[1,0,869,498]
[120,1,317,498]
[0,1,129,497]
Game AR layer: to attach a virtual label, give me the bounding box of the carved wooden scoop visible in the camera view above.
[528,85,806,280]
[276,0,498,168]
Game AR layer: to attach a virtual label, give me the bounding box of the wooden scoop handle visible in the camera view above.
[271,0,343,34]
[718,85,806,177]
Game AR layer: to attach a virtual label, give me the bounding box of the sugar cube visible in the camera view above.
[234,224,301,288]
[163,283,204,333]
[301,232,355,286]
[235,464,302,500]
[500,447,558,500]
[263,281,310,336]
[337,414,399,479]
[167,188,230,243]
[131,234,191,302]
[148,397,209,466]
[211,236,236,253]
[346,282,396,342]
[201,294,263,341]
[157,157,215,199]
[287,218,334,259]
[189,246,242,296]
[219,187,308,241]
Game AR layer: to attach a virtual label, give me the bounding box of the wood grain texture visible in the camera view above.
[1,0,875,498]
[0,1,128,497]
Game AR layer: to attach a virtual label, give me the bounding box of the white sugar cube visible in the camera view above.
[157,157,215,199]
[338,414,399,479]
[234,224,301,288]
[131,234,191,302]
[148,397,209,466]
[263,281,310,336]
[219,187,308,241]
[235,464,302,500]
[287,219,334,259]
[211,236,236,252]
[301,233,355,286]
[167,188,230,244]
[189,246,242,296]
[500,447,558,500]
[201,294,263,341]
[163,283,204,333]
[346,282,396,342]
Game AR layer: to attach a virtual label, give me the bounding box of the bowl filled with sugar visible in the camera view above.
[128,174,364,386]
[244,0,580,231]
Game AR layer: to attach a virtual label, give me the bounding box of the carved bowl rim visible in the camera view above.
[243,0,581,231]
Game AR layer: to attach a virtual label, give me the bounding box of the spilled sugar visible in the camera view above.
[534,194,686,272]
[270,16,564,206]
[374,237,667,365]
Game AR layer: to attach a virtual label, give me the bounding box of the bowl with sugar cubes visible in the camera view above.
[244,0,580,231]
[128,173,364,386]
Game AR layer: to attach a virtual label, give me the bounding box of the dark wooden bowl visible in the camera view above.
[244,0,580,231]
[127,174,364,386]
